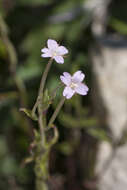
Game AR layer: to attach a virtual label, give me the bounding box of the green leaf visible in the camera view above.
[110,18,127,35]
[57,142,74,155]
[42,87,60,111]
[41,89,52,111]
[21,156,34,167]
[58,111,97,128]
[20,108,38,121]
[87,128,111,142]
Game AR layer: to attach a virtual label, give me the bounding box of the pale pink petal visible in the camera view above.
[63,72,72,80]
[72,71,85,83]
[75,83,89,95]
[47,39,58,49]
[41,48,49,53]
[63,86,75,99]
[41,52,52,58]
[60,75,71,86]
[54,56,64,64]
[57,46,68,55]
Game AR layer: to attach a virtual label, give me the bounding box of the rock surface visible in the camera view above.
[92,37,127,190]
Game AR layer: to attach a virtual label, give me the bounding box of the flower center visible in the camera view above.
[53,51,57,56]
[52,48,60,57]
[70,82,77,90]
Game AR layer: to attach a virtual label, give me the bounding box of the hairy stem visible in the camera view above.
[34,58,54,190]
[38,101,46,145]
[35,148,49,190]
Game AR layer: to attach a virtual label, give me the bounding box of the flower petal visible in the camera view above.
[72,71,85,83]
[60,75,71,86]
[63,86,75,99]
[41,52,52,58]
[54,56,64,64]
[41,48,49,53]
[47,39,58,49]
[57,46,68,55]
[63,72,71,79]
[75,83,89,95]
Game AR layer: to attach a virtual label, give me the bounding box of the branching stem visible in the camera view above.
[32,58,53,116]
[48,96,66,127]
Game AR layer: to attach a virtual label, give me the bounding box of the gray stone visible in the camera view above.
[92,37,127,190]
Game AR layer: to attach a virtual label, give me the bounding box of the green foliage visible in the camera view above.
[110,18,127,35]
[58,111,97,128]
[57,141,74,155]
[18,0,51,6]
[0,40,7,57]
[87,128,111,142]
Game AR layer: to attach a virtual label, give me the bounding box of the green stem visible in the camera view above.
[48,97,66,127]
[32,58,53,115]
[34,58,53,144]
[39,58,53,96]
[38,103,46,145]
[35,149,49,190]
[34,59,53,190]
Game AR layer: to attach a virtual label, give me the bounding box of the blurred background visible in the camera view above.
[1,0,127,190]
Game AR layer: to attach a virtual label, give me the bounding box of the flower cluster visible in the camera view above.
[41,39,89,99]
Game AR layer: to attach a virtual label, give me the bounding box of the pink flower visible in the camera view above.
[60,71,89,99]
[41,39,68,64]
